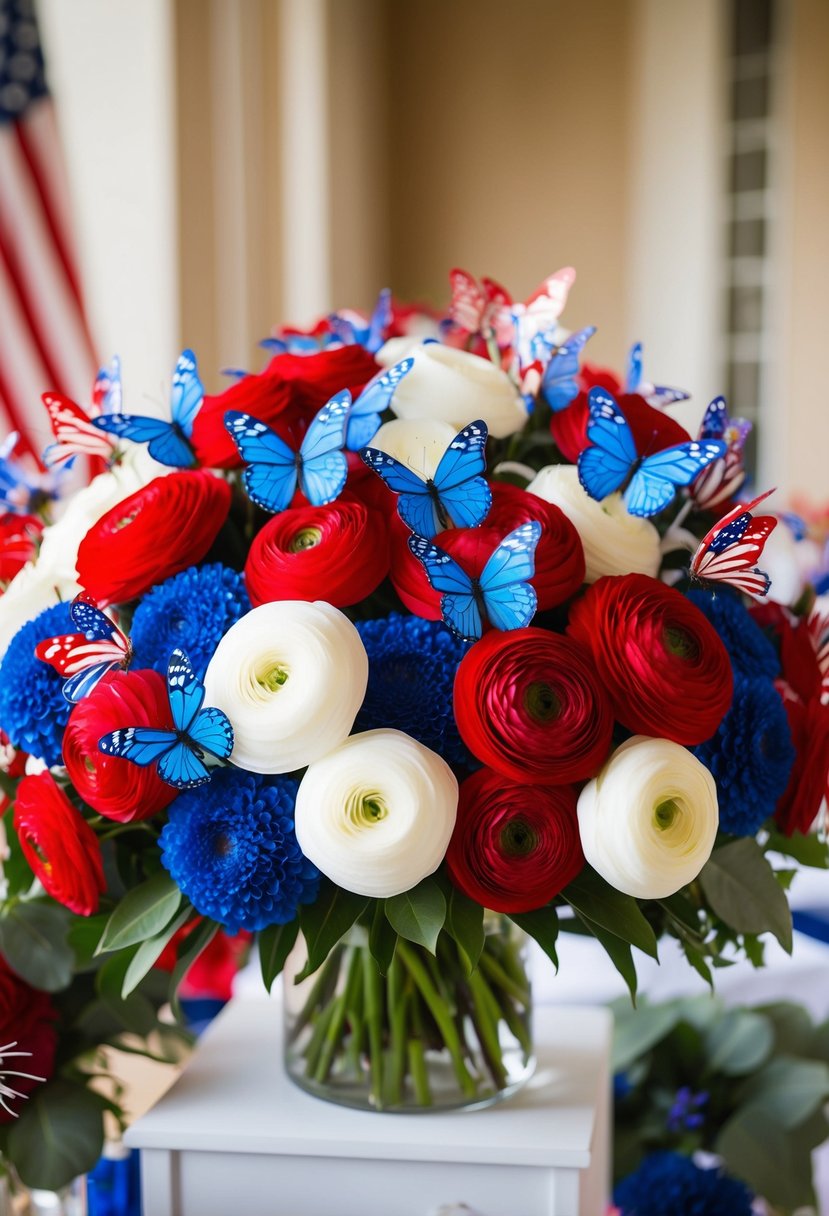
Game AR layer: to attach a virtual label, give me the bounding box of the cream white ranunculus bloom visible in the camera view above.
[294,729,458,898]
[577,735,719,899]
[202,600,368,774]
[387,343,527,439]
[368,417,457,478]
[527,464,661,582]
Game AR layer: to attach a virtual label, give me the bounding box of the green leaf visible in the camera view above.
[66,913,111,970]
[765,828,829,868]
[509,906,558,969]
[1,811,35,898]
[658,892,703,938]
[699,839,793,952]
[0,901,73,992]
[385,877,446,954]
[741,1056,829,1129]
[444,887,485,974]
[96,952,158,1036]
[7,1081,105,1190]
[704,1009,774,1075]
[368,903,397,976]
[97,872,182,954]
[258,919,300,992]
[756,1001,813,1056]
[170,918,219,1018]
[716,1107,816,1210]
[563,868,658,958]
[680,939,714,988]
[298,883,368,979]
[584,918,638,1003]
[612,1002,682,1073]
[121,906,192,998]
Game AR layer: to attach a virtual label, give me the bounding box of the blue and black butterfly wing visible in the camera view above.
[626,342,643,393]
[699,396,727,440]
[577,388,638,501]
[188,707,234,762]
[224,410,298,513]
[91,413,196,469]
[360,447,438,535]
[430,420,491,529]
[408,534,482,641]
[541,325,596,412]
[625,440,728,517]
[166,648,206,735]
[157,741,212,789]
[169,349,204,438]
[479,521,540,632]
[297,392,350,506]
[98,727,176,767]
[70,597,116,641]
[345,357,414,450]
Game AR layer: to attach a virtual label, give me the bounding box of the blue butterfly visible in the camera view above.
[98,648,233,789]
[361,420,490,538]
[328,288,392,355]
[92,350,203,468]
[408,521,541,642]
[578,389,727,518]
[224,393,350,514]
[625,342,689,407]
[541,326,597,412]
[344,357,414,450]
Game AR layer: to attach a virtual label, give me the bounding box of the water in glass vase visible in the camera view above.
[282,918,534,1112]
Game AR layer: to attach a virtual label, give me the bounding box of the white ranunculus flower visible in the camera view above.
[527,464,661,582]
[369,417,457,476]
[294,729,458,898]
[202,601,368,774]
[577,736,719,899]
[387,343,527,439]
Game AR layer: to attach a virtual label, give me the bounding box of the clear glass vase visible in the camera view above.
[282,917,534,1112]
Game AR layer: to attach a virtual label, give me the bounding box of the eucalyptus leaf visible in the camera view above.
[612,1002,682,1073]
[741,1056,829,1130]
[716,1107,816,1210]
[386,877,446,954]
[7,1082,105,1191]
[0,901,73,992]
[699,839,792,952]
[765,829,829,868]
[298,884,368,979]
[259,920,300,992]
[704,1009,774,1075]
[564,868,658,958]
[509,906,559,970]
[97,872,182,953]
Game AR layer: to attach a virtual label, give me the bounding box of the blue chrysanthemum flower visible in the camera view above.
[686,588,779,681]
[0,601,74,765]
[614,1152,753,1216]
[160,768,319,934]
[355,613,470,765]
[694,676,794,836]
[131,563,250,678]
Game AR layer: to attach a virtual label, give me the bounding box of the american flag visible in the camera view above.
[0,0,96,465]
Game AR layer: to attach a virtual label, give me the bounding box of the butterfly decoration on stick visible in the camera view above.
[98,648,234,789]
[690,395,752,510]
[42,356,123,470]
[361,420,491,538]
[91,349,203,468]
[408,521,541,642]
[690,489,777,597]
[625,342,689,408]
[328,288,392,355]
[807,604,829,704]
[35,592,131,703]
[541,325,597,413]
[225,393,350,514]
[448,269,512,342]
[578,388,726,518]
[343,358,413,450]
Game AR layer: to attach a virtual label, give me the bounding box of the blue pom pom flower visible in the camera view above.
[354,613,469,766]
[695,676,794,836]
[131,563,250,679]
[0,601,74,765]
[160,768,319,933]
[686,588,779,681]
[614,1151,753,1216]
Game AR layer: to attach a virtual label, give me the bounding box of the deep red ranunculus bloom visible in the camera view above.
[774,695,829,836]
[0,954,57,1123]
[0,515,42,586]
[76,471,231,605]
[191,345,379,469]
[453,627,614,784]
[245,496,389,607]
[63,669,176,823]
[446,767,584,913]
[567,574,733,745]
[550,390,691,464]
[13,771,105,915]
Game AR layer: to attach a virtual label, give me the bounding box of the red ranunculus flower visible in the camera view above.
[245,496,389,607]
[567,574,733,745]
[76,471,231,605]
[446,767,584,913]
[63,669,176,822]
[0,954,57,1123]
[775,695,829,836]
[551,390,691,464]
[13,772,105,915]
[453,627,614,783]
[0,515,42,586]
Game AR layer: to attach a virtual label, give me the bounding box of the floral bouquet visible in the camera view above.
[0,265,827,1185]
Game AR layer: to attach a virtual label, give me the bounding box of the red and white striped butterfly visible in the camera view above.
[41,393,117,469]
[690,488,777,597]
[807,604,829,704]
[448,268,512,339]
[35,592,131,703]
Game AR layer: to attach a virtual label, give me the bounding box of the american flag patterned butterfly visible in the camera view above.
[690,488,778,598]
[448,268,512,341]
[807,604,829,705]
[42,357,121,470]
[35,592,131,703]
[691,395,752,511]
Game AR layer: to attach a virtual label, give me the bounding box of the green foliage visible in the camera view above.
[0,900,73,992]
[258,919,300,991]
[385,877,446,954]
[509,905,559,970]
[6,1081,106,1191]
[699,839,793,953]
[297,882,368,979]
[444,887,485,975]
[96,872,182,954]
[368,902,397,975]
[564,868,659,959]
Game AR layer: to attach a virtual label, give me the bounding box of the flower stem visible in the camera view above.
[396,940,477,1098]
[362,946,384,1108]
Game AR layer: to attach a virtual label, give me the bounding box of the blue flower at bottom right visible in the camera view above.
[614,1152,753,1216]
